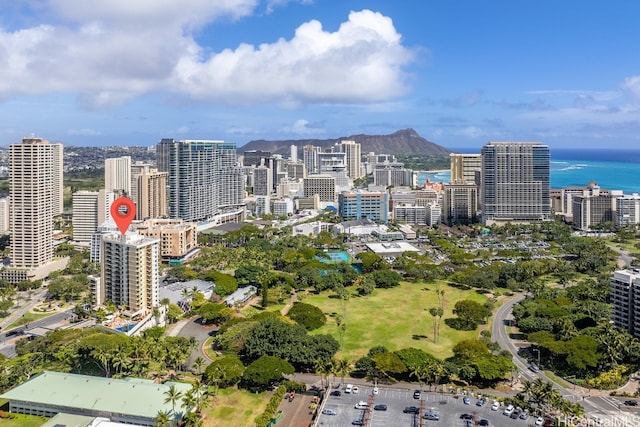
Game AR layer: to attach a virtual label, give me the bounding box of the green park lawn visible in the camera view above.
[204,388,269,427]
[303,280,491,361]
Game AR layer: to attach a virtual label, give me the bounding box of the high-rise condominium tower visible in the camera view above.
[450,153,481,184]
[131,162,168,220]
[481,141,550,225]
[52,143,64,215]
[9,137,60,269]
[105,156,132,195]
[100,232,159,313]
[156,139,244,222]
[341,140,362,180]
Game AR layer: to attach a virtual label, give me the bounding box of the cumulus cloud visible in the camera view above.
[282,119,325,135]
[0,4,414,108]
[621,76,640,100]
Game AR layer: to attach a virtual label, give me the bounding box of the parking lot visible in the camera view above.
[317,385,536,427]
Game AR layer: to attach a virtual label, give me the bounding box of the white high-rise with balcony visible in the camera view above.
[100,232,159,314]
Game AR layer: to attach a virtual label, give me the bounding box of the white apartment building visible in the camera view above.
[72,191,100,243]
[616,194,640,227]
[341,140,362,179]
[100,232,160,315]
[105,156,132,195]
[611,269,640,338]
[0,197,9,233]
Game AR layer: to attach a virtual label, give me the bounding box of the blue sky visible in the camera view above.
[1,1,640,150]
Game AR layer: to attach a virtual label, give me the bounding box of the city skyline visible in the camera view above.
[1,1,640,150]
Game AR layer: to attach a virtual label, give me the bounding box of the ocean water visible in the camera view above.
[419,149,640,195]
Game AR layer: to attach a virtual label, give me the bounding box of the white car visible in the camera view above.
[354,401,368,409]
[491,401,500,411]
[344,384,353,393]
[352,386,359,394]
[535,416,544,426]
[503,404,514,416]
[373,386,379,395]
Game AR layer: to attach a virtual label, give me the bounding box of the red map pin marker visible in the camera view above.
[111,197,137,235]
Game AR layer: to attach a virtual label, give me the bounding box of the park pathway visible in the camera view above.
[280,290,298,316]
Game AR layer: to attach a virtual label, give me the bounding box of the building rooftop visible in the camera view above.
[0,371,191,421]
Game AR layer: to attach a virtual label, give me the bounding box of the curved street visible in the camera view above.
[492,293,637,425]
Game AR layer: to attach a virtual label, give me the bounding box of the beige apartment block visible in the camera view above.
[135,218,198,263]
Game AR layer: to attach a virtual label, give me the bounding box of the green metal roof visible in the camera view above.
[41,413,95,427]
[0,371,191,421]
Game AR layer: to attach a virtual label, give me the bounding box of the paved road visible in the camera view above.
[0,308,76,358]
[492,294,637,426]
[171,316,217,368]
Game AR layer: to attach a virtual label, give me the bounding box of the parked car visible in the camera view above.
[403,406,420,414]
[625,400,638,406]
[476,397,486,406]
[503,404,514,416]
[344,384,353,393]
[463,396,470,405]
[535,416,544,426]
[413,390,421,399]
[330,390,341,397]
[519,410,529,420]
[478,420,489,426]
[373,386,379,395]
[352,386,359,394]
[491,401,500,411]
[510,408,521,419]
[373,404,387,411]
[322,408,337,415]
[352,420,364,426]
[354,401,368,409]
[460,414,473,420]
[423,411,440,420]
[529,363,540,373]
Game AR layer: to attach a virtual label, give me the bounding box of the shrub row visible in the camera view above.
[254,384,287,427]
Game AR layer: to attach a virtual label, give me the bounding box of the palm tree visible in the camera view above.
[181,389,197,414]
[410,365,428,392]
[193,356,205,375]
[164,384,183,416]
[336,359,350,385]
[314,358,330,389]
[154,410,172,427]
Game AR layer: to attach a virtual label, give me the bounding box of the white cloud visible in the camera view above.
[171,10,414,104]
[0,4,414,109]
[283,119,325,135]
[621,76,640,100]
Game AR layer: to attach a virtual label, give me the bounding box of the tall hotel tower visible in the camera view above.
[100,233,159,314]
[9,137,62,269]
[131,162,168,220]
[341,140,362,180]
[105,156,132,195]
[481,141,550,225]
[156,139,244,222]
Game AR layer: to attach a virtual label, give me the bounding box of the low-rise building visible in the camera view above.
[0,371,190,426]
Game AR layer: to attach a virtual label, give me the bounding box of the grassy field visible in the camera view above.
[0,414,47,427]
[303,280,490,361]
[204,387,269,427]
